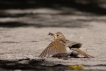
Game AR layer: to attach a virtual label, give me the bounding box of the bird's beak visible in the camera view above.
[48,32,54,36]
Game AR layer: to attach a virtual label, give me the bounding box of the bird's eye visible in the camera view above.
[57,35,59,36]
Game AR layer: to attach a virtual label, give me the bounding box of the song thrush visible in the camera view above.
[48,32,94,58]
[39,32,94,58]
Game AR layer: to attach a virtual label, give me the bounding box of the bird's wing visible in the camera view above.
[66,40,82,48]
[39,40,67,58]
[71,48,94,58]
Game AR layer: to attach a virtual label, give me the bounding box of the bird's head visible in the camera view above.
[48,32,66,40]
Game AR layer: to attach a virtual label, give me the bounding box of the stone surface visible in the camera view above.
[0,8,106,70]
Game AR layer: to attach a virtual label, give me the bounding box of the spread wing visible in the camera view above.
[65,40,82,48]
[71,48,94,58]
[39,40,67,58]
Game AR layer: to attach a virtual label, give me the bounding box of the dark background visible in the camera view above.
[0,0,106,28]
[0,0,106,15]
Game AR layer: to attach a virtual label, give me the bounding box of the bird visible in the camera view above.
[48,32,94,58]
[39,32,94,58]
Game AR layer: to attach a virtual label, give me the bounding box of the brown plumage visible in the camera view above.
[39,38,67,58]
[71,48,94,58]
[49,32,94,58]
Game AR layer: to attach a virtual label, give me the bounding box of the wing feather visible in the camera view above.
[39,40,67,58]
[71,48,94,58]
